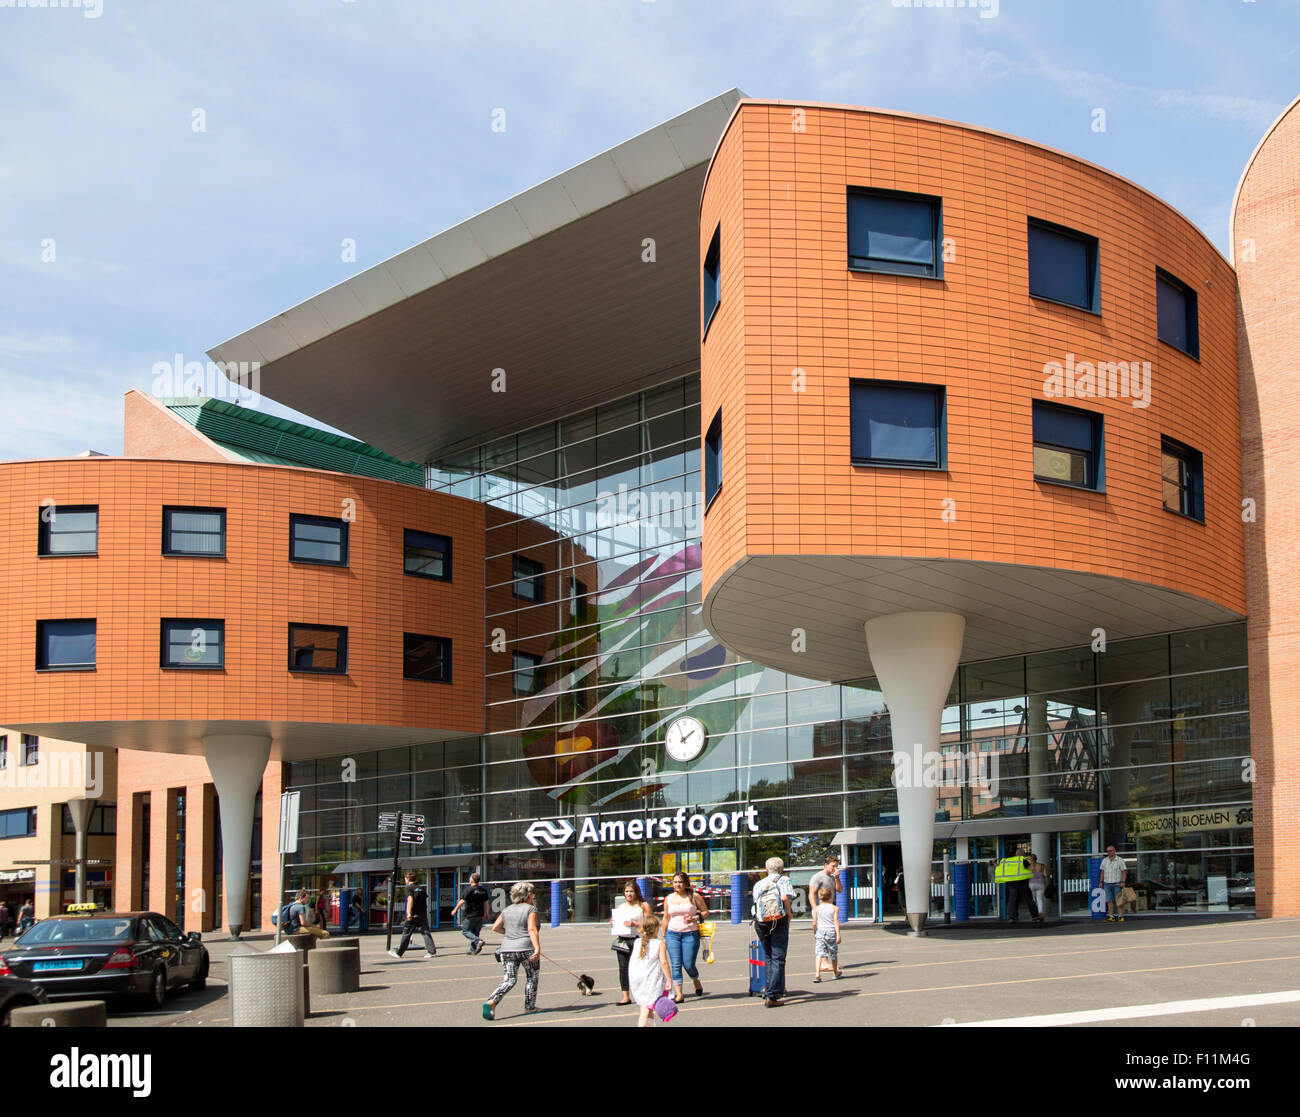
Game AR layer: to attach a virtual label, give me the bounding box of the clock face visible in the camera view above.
[665,716,707,763]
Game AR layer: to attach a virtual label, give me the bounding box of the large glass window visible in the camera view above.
[38,504,97,556]
[848,188,941,278]
[404,529,451,580]
[850,381,944,468]
[404,634,451,683]
[0,808,38,839]
[37,619,96,670]
[1161,437,1204,521]
[161,619,224,669]
[289,514,348,566]
[1032,401,1102,490]
[163,507,225,556]
[1028,219,1099,311]
[289,624,347,674]
[1156,269,1199,358]
[702,224,720,334]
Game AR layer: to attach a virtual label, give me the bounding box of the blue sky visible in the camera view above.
[1,0,1295,459]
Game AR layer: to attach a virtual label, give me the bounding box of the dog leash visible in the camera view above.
[539,950,595,993]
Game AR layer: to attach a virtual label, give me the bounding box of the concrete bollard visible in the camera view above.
[310,941,361,994]
[316,936,358,950]
[11,1000,107,1028]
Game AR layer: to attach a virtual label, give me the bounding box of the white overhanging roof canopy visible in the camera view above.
[209,90,745,463]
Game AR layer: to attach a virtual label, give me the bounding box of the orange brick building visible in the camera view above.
[2,92,1295,933]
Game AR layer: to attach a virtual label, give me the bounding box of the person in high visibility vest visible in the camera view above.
[995,848,1037,923]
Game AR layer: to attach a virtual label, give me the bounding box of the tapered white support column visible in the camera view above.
[202,734,271,938]
[866,612,965,936]
[66,798,95,905]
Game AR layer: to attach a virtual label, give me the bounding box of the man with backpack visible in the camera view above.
[388,870,436,960]
[752,857,795,1008]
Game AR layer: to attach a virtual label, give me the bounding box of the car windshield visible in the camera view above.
[18,918,134,944]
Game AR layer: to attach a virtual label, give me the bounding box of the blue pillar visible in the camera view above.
[637,876,652,908]
[551,880,564,928]
[953,862,971,923]
[837,872,850,922]
[1090,856,1104,920]
[730,873,745,925]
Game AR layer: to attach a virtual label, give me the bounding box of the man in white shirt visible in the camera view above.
[1099,846,1128,923]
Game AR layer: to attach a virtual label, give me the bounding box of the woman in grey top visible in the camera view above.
[483,881,541,1020]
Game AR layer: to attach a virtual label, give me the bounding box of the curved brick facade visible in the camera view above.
[0,457,486,750]
[700,101,1244,674]
[1232,94,1300,919]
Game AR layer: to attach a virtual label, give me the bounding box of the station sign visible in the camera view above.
[526,805,760,848]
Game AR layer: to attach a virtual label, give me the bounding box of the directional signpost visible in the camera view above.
[380,811,427,952]
[401,814,425,845]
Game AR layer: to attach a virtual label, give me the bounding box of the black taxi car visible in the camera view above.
[0,907,209,1009]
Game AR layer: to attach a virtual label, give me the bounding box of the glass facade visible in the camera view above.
[283,375,1252,921]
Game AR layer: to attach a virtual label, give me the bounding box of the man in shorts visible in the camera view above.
[808,854,842,972]
[1100,845,1128,923]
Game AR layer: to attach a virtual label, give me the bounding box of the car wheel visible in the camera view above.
[1,998,33,1026]
[189,955,209,991]
[147,966,167,1010]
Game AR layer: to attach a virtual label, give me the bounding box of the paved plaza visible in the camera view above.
[103,914,1300,1029]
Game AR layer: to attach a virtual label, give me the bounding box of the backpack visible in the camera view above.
[275,903,300,933]
[754,876,786,923]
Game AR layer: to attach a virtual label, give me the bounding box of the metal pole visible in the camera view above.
[275,852,284,946]
[385,811,403,954]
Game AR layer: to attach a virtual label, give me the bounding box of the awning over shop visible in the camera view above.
[833,811,1099,848]
[329,855,477,875]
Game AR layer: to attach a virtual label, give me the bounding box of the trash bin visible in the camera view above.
[228,943,305,1027]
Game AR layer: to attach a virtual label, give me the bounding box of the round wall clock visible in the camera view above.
[665,715,707,763]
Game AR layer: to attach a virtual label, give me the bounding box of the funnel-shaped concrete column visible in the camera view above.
[866,612,965,935]
[202,734,271,938]
[66,798,96,905]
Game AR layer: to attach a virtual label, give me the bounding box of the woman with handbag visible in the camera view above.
[611,880,651,1006]
[483,881,541,1020]
[663,872,709,1002]
[1027,853,1050,923]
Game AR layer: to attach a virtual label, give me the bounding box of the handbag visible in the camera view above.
[611,937,633,954]
[653,994,678,1022]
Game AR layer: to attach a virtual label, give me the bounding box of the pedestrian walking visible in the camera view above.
[1027,853,1050,922]
[663,871,708,1002]
[18,899,34,934]
[344,887,366,933]
[0,901,12,941]
[388,871,435,959]
[483,881,540,1020]
[611,879,651,1006]
[451,872,491,955]
[812,887,841,981]
[752,857,795,1008]
[808,854,842,973]
[627,913,670,1027]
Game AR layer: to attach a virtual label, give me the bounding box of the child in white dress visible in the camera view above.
[627,913,671,1026]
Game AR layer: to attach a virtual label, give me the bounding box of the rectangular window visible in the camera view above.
[1161,437,1205,522]
[62,802,117,835]
[702,224,721,335]
[1156,269,1200,358]
[21,735,38,767]
[1028,219,1099,312]
[37,619,96,670]
[513,556,544,602]
[704,408,722,508]
[38,504,98,556]
[513,651,542,695]
[403,634,451,683]
[569,578,588,619]
[0,736,6,770]
[850,381,945,468]
[289,514,349,566]
[0,807,38,840]
[163,507,226,556]
[848,188,942,278]
[1033,401,1104,490]
[288,624,348,674]
[404,529,452,581]
[161,619,224,669]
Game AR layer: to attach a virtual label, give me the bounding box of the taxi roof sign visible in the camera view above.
[66,902,100,913]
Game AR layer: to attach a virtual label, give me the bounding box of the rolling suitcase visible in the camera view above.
[748,937,768,996]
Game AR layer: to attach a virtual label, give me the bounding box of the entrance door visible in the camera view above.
[434,869,458,928]
[880,844,904,916]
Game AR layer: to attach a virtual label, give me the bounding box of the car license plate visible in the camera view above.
[33,959,83,972]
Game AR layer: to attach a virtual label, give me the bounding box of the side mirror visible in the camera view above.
[185,931,202,945]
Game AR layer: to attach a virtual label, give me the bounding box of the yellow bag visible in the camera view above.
[698,920,716,964]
